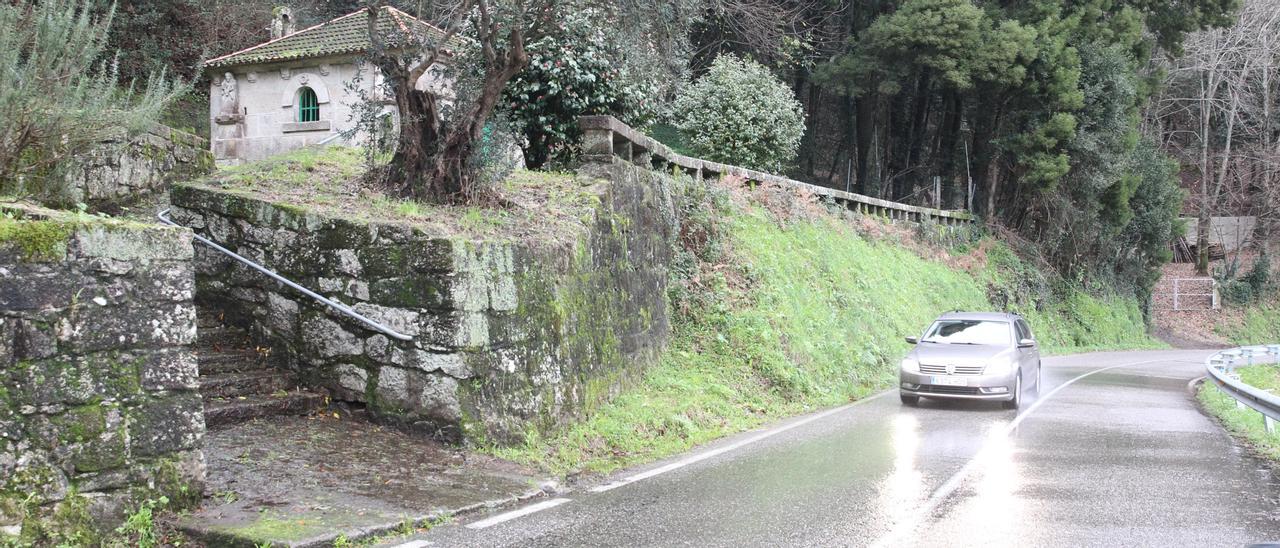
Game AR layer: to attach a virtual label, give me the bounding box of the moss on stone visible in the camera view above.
[55,404,106,444]
[152,456,202,509]
[28,493,98,547]
[0,217,71,262]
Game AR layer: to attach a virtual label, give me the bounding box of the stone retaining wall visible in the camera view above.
[169,161,674,444]
[66,125,214,208]
[0,203,204,544]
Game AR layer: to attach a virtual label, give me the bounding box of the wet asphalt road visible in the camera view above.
[392,350,1280,547]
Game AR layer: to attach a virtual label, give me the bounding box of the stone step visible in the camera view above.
[196,325,255,350]
[199,370,297,399]
[197,349,269,375]
[197,310,230,330]
[202,390,327,428]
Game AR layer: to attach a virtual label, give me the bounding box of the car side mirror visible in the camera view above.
[905,336,919,344]
[1018,338,1036,348]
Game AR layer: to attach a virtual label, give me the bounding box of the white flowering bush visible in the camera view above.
[674,54,806,173]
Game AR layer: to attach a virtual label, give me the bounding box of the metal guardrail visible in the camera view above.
[1205,344,1280,431]
[157,209,413,341]
[578,115,976,226]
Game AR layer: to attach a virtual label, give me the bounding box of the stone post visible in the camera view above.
[578,117,615,163]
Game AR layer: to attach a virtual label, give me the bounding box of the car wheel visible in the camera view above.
[900,393,919,406]
[1002,372,1022,410]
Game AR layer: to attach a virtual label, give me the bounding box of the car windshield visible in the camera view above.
[921,320,1010,346]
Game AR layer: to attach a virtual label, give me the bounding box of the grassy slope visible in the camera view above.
[1215,297,1280,346]
[1199,364,1280,461]
[978,243,1157,354]
[496,195,1161,474]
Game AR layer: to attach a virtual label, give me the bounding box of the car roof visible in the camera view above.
[935,311,1022,322]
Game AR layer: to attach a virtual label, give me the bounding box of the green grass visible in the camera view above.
[495,195,1162,475]
[202,147,596,245]
[1198,364,1280,461]
[977,241,1161,354]
[1216,299,1280,346]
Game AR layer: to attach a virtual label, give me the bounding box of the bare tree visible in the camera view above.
[1151,0,1280,274]
[692,0,843,68]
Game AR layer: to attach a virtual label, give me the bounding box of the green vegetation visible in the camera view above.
[218,145,366,192]
[978,242,1157,354]
[0,216,71,262]
[674,54,807,173]
[1,493,182,548]
[1217,254,1274,307]
[646,124,691,156]
[199,147,597,245]
[0,202,167,262]
[0,0,184,207]
[113,497,168,548]
[1199,365,1280,461]
[504,12,657,169]
[495,183,1160,474]
[219,511,445,548]
[1216,297,1280,346]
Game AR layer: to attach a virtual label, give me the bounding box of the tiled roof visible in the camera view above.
[205,7,450,69]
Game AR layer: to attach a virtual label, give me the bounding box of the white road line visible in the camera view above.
[867,358,1170,548]
[464,498,572,530]
[391,541,431,548]
[590,391,894,493]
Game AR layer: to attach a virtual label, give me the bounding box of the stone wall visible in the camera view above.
[66,125,214,208]
[0,203,204,544]
[169,162,674,444]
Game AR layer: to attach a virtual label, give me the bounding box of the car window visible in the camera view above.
[921,320,1011,346]
[1017,320,1033,340]
[1014,320,1028,340]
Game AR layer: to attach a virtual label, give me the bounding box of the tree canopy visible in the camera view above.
[80,0,1259,303]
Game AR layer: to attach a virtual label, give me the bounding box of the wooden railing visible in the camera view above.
[578,115,976,226]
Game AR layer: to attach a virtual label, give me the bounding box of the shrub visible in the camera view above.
[673,54,806,173]
[1219,253,1274,306]
[0,0,183,207]
[503,14,656,169]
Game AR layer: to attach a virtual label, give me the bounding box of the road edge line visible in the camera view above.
[591,390,894,493]
[464,498,573,530]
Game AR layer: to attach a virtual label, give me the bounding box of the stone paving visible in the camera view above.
[177,412,549,547]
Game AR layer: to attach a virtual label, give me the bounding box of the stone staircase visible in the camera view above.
[196,312,326,427]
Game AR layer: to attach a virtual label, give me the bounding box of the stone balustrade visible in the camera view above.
[579,115,976,226]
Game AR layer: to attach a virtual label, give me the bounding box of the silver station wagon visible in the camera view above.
[898,311,1042,409]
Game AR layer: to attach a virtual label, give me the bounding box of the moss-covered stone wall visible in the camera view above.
[170,162,674,445]
[59,125,214,209]
[0,203,204,545]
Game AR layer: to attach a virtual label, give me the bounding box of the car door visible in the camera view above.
[1015,319,1040,378]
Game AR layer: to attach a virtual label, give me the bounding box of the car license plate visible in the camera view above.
[931,376,966,386]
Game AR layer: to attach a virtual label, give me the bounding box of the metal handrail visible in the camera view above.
[157,209,413,341]
[1204,344,1280,430]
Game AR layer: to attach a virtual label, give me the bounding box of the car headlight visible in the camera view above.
[901,358,920,373]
